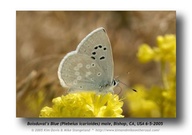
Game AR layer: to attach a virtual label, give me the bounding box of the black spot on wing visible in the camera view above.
[92,52,96,55]
[100,56,105,60]
[98,45,102,48]
[91,56,95,60]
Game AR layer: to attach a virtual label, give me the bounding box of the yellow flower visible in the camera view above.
[137,44,154,63]
[39,92,124,118]
[137,34,176,63]
[156,34,176,63]
[126,85,161,117]
[126,34,176,118]
[157,34,176,51]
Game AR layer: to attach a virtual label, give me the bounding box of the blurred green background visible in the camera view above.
[16,11,176,117]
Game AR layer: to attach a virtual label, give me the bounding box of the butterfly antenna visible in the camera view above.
[118,80,137,92]
[115,71,137,92]
[132,88,137,92]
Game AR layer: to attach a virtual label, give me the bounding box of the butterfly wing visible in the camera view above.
[76,27,114,84]
[58,27,115,93]
[58,52,109,92]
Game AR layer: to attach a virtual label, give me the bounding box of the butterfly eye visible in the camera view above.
[113,80,117,86]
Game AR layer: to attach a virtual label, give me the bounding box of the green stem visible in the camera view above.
[160,61,170,117]
[161,61,169,90]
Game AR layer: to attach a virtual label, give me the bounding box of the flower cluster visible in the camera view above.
[39,92,124,118]
[127,34,176,117]
[137,34,176,63]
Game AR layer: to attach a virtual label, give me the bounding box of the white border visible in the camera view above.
[0,0,191,134]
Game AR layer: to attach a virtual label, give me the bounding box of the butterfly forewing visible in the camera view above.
[76,28,114,84]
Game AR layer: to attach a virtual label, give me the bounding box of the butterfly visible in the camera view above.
[58,27,118,93]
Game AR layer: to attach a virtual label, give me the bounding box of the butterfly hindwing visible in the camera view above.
[58,52,110,92]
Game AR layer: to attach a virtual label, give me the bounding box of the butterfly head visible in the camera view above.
[97,79,118,94]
